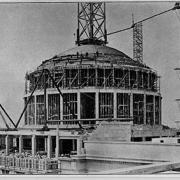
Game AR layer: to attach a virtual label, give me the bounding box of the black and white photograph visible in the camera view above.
[0,0,180,175]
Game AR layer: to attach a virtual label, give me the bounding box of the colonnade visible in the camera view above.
[4,134,82,158]
[25,90,161,126]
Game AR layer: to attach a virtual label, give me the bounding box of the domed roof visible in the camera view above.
[58,44,129,57]
[56,44,150,69]
[38,44,151,71]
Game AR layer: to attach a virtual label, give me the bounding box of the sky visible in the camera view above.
[0,1,180,128]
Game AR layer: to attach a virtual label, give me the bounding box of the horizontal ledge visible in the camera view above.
[47,118,133,123]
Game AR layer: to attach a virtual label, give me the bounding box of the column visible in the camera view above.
[64,69,67,88]
[112,68,115,87]
[153,96,156,125]
[147,72,150,90]
[32,135,36,157]
[142,71,144,89]
[60,95,63,124]
[95,67,98,87]
[130,93,133,118]
[45,137,47,151]
[77,138,82,155]
[72,139,76,151]
[34,95,37,125]
[47,135,52,158]
[158,76,161,93]
[122,68,125,88]
[55,124,59,158]
[5,135,9,155]
[114,92,117,119]
[136,70,138,89]
[103,68,106,88]
[46,93,48,122]
[78,68,80,88]
[95,92,99,120]
[19,135,23,154]
[77,92,81,120]
[128,69,130,88]
[87,68,89,86]
[144,94,146,124]
[159,96,162,125]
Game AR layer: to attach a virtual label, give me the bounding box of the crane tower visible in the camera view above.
[133,22,143,62]
[76,2,107,46]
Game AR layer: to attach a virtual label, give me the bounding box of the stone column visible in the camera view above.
[112,68,115,87]
[5,135,9,155]
[103,68,106,88]
[72,139,76,151]
[113,92,117,119]
[45,137,47,151]
[144,94,146,124]
[147,72,150,90]
[136,70,138,89]
[77,138,82,155]
[34,95,37,125]
[19,135,23,154]
[130,93,133,118]
[46,93,48,122]
[60,95,63,124]
[95,92,99,120]
[77,92,81,120]
[142,70,144,89]
[153,95,156,125]
[31,135,36,157]
[55,137,59,158]
[47,135,52,158]
[55,124,59,158]
[159,96,162,125]
[128,69,130,88]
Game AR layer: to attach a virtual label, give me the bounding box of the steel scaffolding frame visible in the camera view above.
[26,67,159,93]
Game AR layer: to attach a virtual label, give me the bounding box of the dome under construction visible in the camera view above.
[1,2,180,175]
[24,6,161,128]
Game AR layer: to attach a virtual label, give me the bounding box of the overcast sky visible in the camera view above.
[0,1,180,127]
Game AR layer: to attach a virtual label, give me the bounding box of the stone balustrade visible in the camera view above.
[0,155,58,173]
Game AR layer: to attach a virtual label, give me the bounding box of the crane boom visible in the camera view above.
[106,3,180,37]
[102,2,180,63]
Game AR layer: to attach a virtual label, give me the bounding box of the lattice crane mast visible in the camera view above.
[104,2,180,62]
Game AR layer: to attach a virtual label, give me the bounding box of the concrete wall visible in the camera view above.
[132,125,177,138]
[152,137,180,144]
[88,121,132,141]
[85,141,180,162]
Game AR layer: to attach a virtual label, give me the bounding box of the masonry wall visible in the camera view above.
[84,141,180,162]
[88,121,132,141]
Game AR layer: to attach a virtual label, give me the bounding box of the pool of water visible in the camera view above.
[76,159,150,174]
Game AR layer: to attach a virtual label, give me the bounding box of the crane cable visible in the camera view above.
[106,8,173,37]
[100,3,180,38]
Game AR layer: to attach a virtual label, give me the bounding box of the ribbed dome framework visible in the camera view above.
[24,44,161,128]
[58,45,124,56]
[38,45,150,70]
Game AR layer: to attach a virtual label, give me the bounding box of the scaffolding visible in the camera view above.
[23,66,161,127]
[26,67,159,93]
